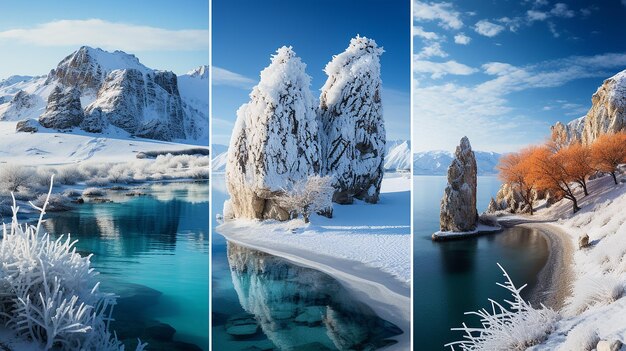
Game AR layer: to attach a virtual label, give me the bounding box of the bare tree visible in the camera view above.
[275,175,334,223]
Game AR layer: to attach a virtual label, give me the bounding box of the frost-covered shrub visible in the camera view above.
[563,272,624,316]
[447,264,559,350]
[85,178,111,187]
[83,187,105,197]
[275,175,334,223]
[0,164,32,192]
[319,35,386,204]
[33,193,73,212]
[63,189,82,198]
[0,181,146,350]
[558,324,599,351]
[107,164,132,184]
[55,166,84,185]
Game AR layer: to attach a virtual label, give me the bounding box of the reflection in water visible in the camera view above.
[226,242,402,351]
[39,182,209,350]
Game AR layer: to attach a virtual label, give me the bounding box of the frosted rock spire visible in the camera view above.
[319,35,386,204]
[225,46,320,220]
[440,136,478,232]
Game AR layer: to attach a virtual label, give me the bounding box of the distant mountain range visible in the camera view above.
[212,140,413,173]
[0,46,208,144]
[413,150,501,176]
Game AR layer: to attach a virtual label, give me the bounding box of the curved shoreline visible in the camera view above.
[216,226,411,351]
[500,219,574,310]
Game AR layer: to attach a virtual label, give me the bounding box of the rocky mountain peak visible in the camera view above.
[187,65,208,79]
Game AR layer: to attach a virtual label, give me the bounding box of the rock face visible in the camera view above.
[550,70,626,147]
[225,47,320,220]
[319,36,386,204]
[0,46,207,143]
[581,70,626,144]
[39,86,84,129]
[440,137,478,232]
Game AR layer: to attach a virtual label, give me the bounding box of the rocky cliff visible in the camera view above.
[440,136,478,232]
[551,69,626,146]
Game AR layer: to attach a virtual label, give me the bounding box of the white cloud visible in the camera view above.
[413,25,440,40]
[474,20,505,37]
[527,10,548,21]
[454,33,471,45]
[415,42,448,59]
[413,52,626,152]
[413,1,463,30]
[0,19,208,51]
[413,59,477,79]
[213,67,255,89]
[550,3,575,18]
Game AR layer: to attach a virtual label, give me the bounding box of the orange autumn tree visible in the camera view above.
[591,132,626,185]
[531,146,582,213]
[497,147,540,215]
[559,142,594,196]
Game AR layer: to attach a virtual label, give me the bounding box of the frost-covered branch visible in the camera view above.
[446,263,559,351]
[275,175,334,223]
[0,177,146,350]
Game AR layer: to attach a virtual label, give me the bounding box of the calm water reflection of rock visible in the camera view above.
[225,242,402,351]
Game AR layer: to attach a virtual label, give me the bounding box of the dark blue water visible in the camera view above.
[413,176,549,350]
[211,175,402,350]
[42,182,209,350]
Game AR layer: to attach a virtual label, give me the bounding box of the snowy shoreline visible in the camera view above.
[431,223,502,241]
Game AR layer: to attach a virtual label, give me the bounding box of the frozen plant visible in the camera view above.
[0,177,146,350]
[563,271,624,316]
[0,164,32,192]
[55,166,85,185]
[447,263,559,351]
[83,187,105,197]
[275,175,334,223]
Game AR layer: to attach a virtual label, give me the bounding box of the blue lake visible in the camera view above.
[413,176,549,350]
[42,182,209,350]
[211,175,402,350]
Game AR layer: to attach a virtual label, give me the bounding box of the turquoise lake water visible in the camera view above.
[211,175,401,350]
[42,182,209,350]
[413,176,549,350]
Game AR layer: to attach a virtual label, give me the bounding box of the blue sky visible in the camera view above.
[212,0,411,146]
[413,0,626,153]
[0,0,208,78]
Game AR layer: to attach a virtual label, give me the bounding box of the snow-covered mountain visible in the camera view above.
[413,150,501,176]
[0,46,207,144]
[385,140,410,171]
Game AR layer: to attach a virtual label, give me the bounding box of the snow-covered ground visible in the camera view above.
[0,121,206,165]
[216,172,411,350]
[529,172,626,349]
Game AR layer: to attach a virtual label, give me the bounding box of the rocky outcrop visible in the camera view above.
[15,119,39,133]
[581,70,626,144]
[440,137,478,232]
[319,36,386,204]
[0,90,37,121]
[551,116,584,148]
[225,47,320,220]
[551,70,626,147]
[39,86,83,129]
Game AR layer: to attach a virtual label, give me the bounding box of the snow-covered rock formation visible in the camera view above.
[225,47,320,220]
[440,136,478,232]
[319,36,386,204]
[39,86,84,129]
[551,69,626,147]
[0,46,208,143]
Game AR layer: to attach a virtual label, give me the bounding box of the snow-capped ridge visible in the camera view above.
[414,149,502,175]
[186,65,208,79]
